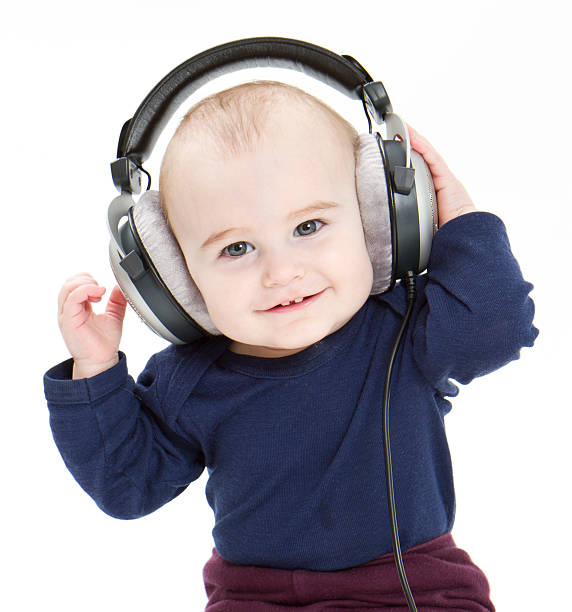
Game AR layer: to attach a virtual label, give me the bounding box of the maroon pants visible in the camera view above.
[203,533,495,611]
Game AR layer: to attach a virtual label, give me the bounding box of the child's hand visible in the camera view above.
[57,273,128,379]
[407,124,477,227]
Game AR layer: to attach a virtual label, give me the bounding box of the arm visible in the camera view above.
[410,212,538,392]
[404,126,538,391]
[44,349,205,519]
[49,274,203,519]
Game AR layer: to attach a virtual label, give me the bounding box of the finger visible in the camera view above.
[407,124,443,163]
[60,284,106,324]
[63,272,98,285]
[105,285,128,322]
[58,274,100,315]
[406,124,453,184]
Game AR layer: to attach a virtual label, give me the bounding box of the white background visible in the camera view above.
[2,1,570,610]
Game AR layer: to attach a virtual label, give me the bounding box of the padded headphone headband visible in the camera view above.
[115,36,392,166]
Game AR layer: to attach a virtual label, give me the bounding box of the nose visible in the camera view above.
[261,250,305,288]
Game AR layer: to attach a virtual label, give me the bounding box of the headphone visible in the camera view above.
[107,36,437,345]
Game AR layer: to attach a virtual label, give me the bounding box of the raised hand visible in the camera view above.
[407,124,477,227]
[57,273,128,379]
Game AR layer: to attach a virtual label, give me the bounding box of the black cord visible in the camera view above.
[136,163,152,190]
[361,97,373,134]
[382,270,418,611]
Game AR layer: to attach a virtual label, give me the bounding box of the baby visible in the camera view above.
[45,81,538,611]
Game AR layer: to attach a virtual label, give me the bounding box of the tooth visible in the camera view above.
[281,302,291,306]
[294,297,303,303]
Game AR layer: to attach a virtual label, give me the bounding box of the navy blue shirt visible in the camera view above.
[44,212,538,571]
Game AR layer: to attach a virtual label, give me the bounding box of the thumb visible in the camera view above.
[105,285,128,321]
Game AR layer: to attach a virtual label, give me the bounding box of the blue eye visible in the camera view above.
[295,219,324,236]
[220,220,325,258]
[221,241,254,257]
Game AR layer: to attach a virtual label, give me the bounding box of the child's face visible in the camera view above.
[165,110,373,358]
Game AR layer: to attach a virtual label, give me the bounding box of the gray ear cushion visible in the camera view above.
[132,193,221,335]
[356,132,393,295]
[131,133,392,335]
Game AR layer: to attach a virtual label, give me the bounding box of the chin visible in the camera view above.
[269,331,330,353]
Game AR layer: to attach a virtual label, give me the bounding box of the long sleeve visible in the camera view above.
[43,351,205,519]
[409,212,539,392]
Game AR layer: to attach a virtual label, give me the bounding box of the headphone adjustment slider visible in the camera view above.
[392,166,415,195]
[119,250,146,281]
[111,157,143,194]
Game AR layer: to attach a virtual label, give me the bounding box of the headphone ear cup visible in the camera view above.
[356,133,393,294]
[410,150,438,272]
[131,190,221,337]
[108,234,186,343]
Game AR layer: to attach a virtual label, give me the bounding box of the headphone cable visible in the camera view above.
[382,270,418,611]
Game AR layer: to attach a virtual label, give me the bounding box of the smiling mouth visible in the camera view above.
[264,289,326,312]
[277,296,307,307]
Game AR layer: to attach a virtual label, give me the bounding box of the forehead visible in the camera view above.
[165,107,356,238]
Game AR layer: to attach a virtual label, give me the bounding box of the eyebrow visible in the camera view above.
[200,200,341,251]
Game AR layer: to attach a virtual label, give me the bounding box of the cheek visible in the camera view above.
[195,268,251,324]
[182,251,258,333]
[322,223,372,278]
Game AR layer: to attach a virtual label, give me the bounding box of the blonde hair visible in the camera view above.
[159,80,360,226]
